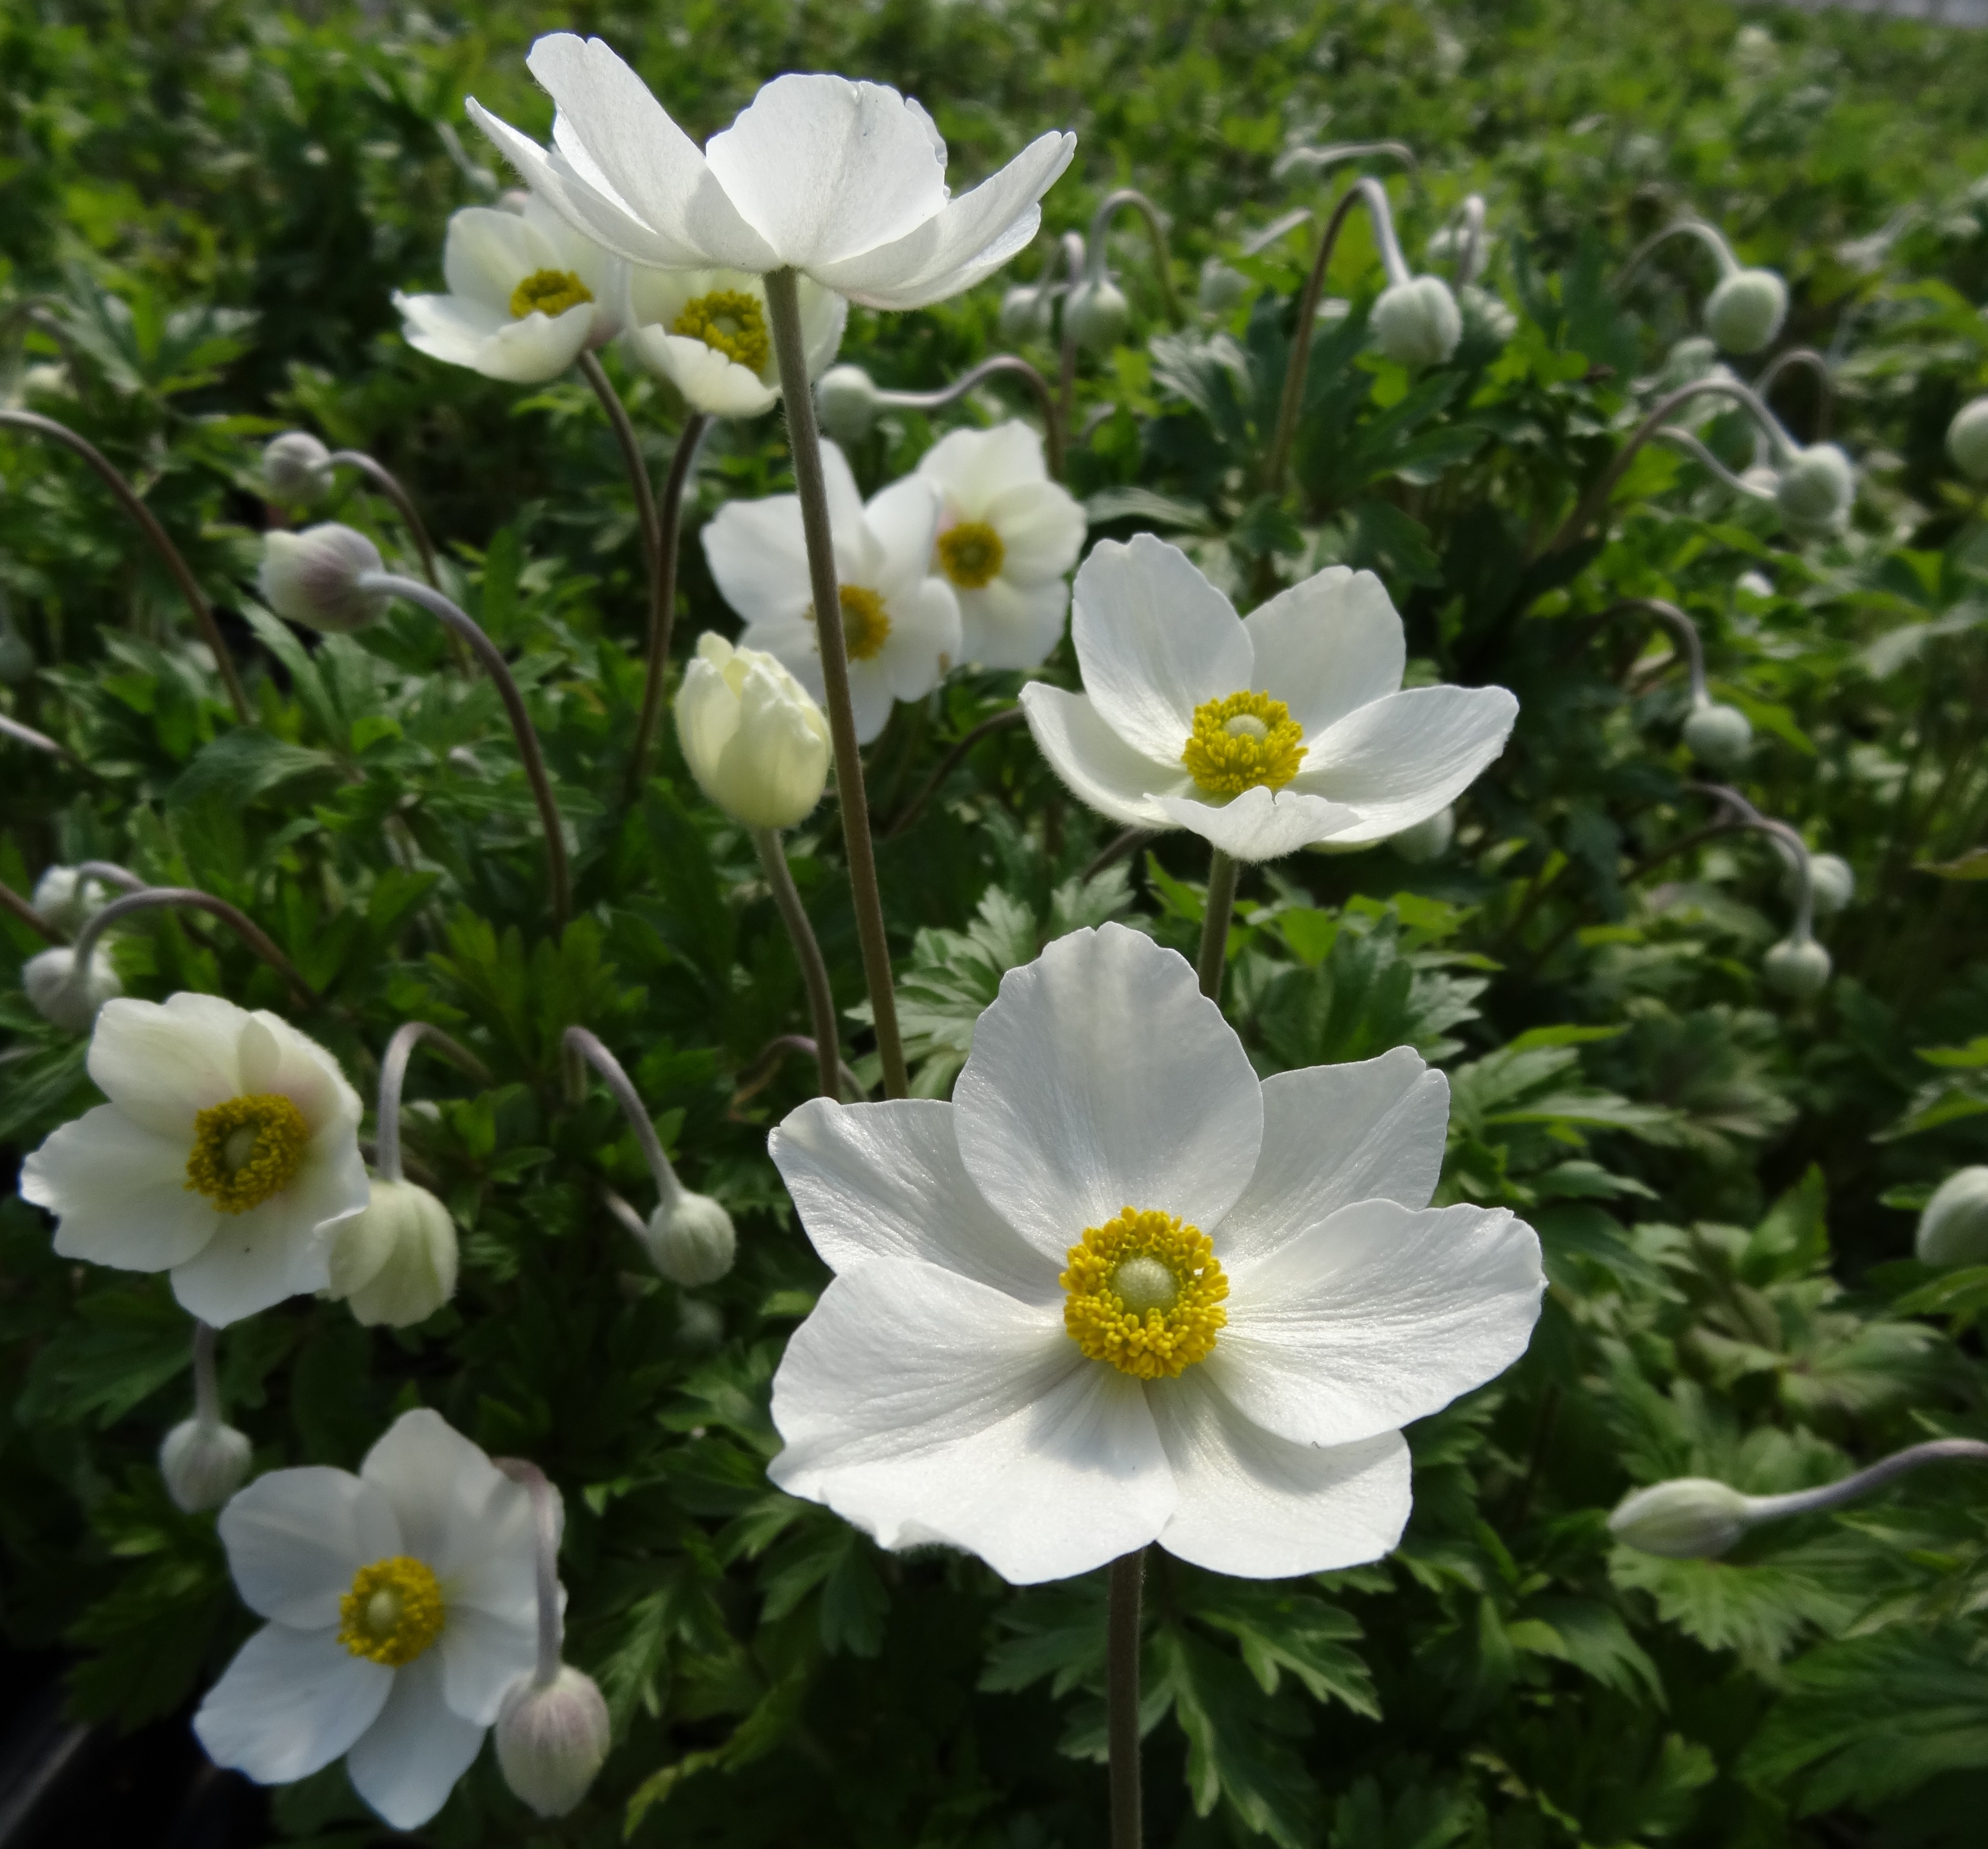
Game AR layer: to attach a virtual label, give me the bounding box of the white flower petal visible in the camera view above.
[1155,785,1357,863]
[816,439,871,549]
[628,328,779,416]
[1242,567,1406,738]
[439,1604,541,1727]
[704,494,812,625]
[953,924,1262,1256]
[1209,1199,1544,1449]
[1150,1373,1410,1577]
[865,475,944,602]
[1019,684,1179,828]
[918,422,1047,512]
[345,1648,486,1831]
[1072,535,1250,763]
[168,1192,336,1327]
[193,1623,393,1785]
[879,576,961,702]
[238,1011,361,1140]
[218,1467,401,1627]
[21,1103,216,1273]
[957,576,1067,672]
[845,656,898,745]
[439,208,557,311]
[1289,684,1518,844]
[769,1259,1172,1585]
[1217,1050,1451,1268]
[87,994,243,1138]
[981,478,1086,582]
[461,305,598,385]
[395,291,511,371]
[770,1097,1059,1305]
[738,615,828,708]
[704,75,950,269]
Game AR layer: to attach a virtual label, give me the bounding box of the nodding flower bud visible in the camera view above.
[1786,851,1854,917]
[1197,258,1249,314]
[1681,702,1753,771]
[259,524,388,634]
[815,365,882,446]
[1066,276,1131,355]
[31,865,107,936]
[998,283,1053,346]
[1946,397,1988,484]
[643,1191,737,1288]
[1609,1478,1757,1559]
[261,431,334,506]
[1458,284,1516,349]
[1916,1167,1988,1269]
[22,944,123,1033]
[1774,443,1855,538]
[1762,935,1832,1001]
[327,1178,459,1328]
[1703,267,1788,355]
[1370,275,1462,367]
[160,1415,253,1514]
[1390,805,1454,864]
[674,634,832,831]
[495,1665,612,1818]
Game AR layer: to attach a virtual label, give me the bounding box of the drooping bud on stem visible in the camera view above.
[1947,396,1988,484]
[160,1321,252,1514]
[261,524,390,633]
[1917,1167,1988,1268]
[1691,784,1833,999]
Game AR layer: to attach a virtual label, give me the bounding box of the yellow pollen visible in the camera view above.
[1181,690,1307,796]
[337,1556,446,1667]
[184,1093,309,1214]
[1061,1207,1228,1380]
[670,288,771,371]
[811,584,892,661]
[937,521,1006,590]
[509,268,594,321]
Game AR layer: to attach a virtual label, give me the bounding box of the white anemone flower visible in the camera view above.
[916,423,1086,670]
[1021,535,1518,862]
[19,994,368,1327]
[467,36,1074,311]
[394,195,621,385]
[623,266,845,417]
[703,439,960,745]
[768,924,1544,1584]
[194,1410,548,1831]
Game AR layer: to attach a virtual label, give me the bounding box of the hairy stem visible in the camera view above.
[1196,848,1241,1002]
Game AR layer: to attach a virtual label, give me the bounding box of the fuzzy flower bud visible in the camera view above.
[261,432,333,506]
[1946,397,1988,484]
[1371,276,1462,367]
[1784,851,1854,917]
[496,1665,612,1818]
[259,524,388,634]
[1703,267,1788,355]
[1916,1167,1988,1269]
[31,865,107,936]
[22,945,123,1032]
[1774,443,1855,538]
[815,365,882,446]
[643,1191,737,1287]
[1197,259,1248,314]
[1458,284,1516,349]
[1390,806,1454,864]
[674,633,831,830]
[1681,702,1752,771]
[1609,1478,1756,1558]
[1066,276,1131,355]
[160,1415,253,1514]
[1762,936,1832,1001]
[327,1178,459,1328]
[998,283,1053,345]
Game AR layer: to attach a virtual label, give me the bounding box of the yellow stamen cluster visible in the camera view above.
[1061,1207,1228,1379]
[937,521,1006,590]
[184,1093,309,1214]
[509,269,595,321]
[1181,691,1307,796]
[337,1555,446,1667]
[814,584,891,661]
[670,288,771,372]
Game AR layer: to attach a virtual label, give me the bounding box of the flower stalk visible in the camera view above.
[1,710,86,768]
[1196,849,1241,1003]
[374,1021,491,1184]
[325,449,442,591]
[752,829,842,1101]
[495,1458,565,1688]
[869,358,1064,480]
[0,878,64,945]
[628,410,712,798]
[66,887,317,1010]
[1086,189,1184,328]
[1107,1548,1145,1849]
[762,266,910,1099]
[563,1026,687,1217]
[1054,231,1089,435]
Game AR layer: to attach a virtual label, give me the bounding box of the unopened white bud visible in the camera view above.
[1457,284,1516,349]
[1066,277,1130,355]
[327,1178,458,1327]
[22,945,122,1032]
[260,524,388,633]
[1763,936,1831,1000]
[1784,851,1854,916]
[644,1191,736,1287]
[261,432,333,506]
[1681,702,1752,770]
[1735,570,1774,599]
[31,865,107,935]
[161,1416,252,1514]
[1947,397,1988,484]
[1609,1478,1756,1558]
[1916,1167,1988,1269]
[1390,806,1454,864]
[815,365,881,445]
[1371,275,1462,367]
[674,633,831,830]
[1775,443,1855,537]
[496,1665,612,1818]
[1704,267,1788,355]
[1657,335,1722,393]
[1198,259,1248,314]
[676,1296,725,1351]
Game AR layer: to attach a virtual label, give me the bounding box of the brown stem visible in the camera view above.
[754,830,842,1100]
[0,878,63,945]
[325,451,441,590]
[884,707,1028,838]
[627,411,711,798]
[879,357,1064,480]
[71,888,317,1007]
[1087,189,1184,327]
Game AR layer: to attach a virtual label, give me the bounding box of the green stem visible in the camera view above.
[753,829,842,1101]
[763,267,909,1099]
[1196,848,1240,1001]
[1107,1549,1145,1849]
[628,410,711,798]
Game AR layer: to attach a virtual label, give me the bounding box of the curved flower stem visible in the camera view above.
[1753,346,1834,446]
[1271,140,1418,185]
[1087,189,1183,327]
[73,860,148,895]
[1449,194,1487,288]
[1650,426,1778,503]
[884,707,1028,838]
[729,1034,868,1116]
[576,353,661,581]
[358,573,570,933]
[627,411,712,800]
[374,1021,491,1186]
[70,888,316,1009]
[325,450,441,590]
[1602,598,1712,705]
[1741,1439,1988,1527]
[1613,219,1738,294]
[493,1459,563,1688]
[876,358,1064,480]
[764,267,910,1100]
[0,710,85,769]
[753,829,841,1101]
[0,410,250,721]
[1083,826,1159,883]
[1107,1548,1145,1849]
[191,1319,222,1428]
[0,878,62,945]
[1196,848,1241,1003]
[1055,231,1089,438]
[563,1026,685,1215]
[1688,782,1817,940]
